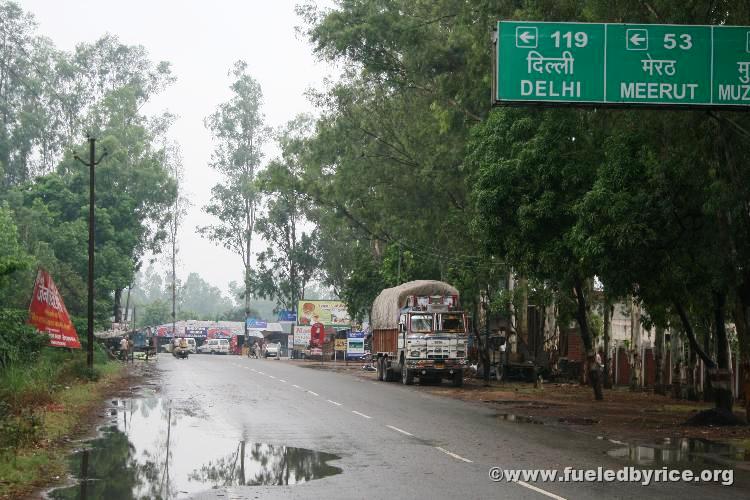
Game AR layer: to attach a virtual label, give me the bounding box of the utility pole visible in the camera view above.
[75,137,107,369]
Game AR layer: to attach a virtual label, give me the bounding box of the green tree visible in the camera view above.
[139,299,171,328]
[254,117,320,311]
[199,61,268,328]
[178,272,233,319]
[468,107,604,399]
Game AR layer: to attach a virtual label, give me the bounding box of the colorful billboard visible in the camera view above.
[246,318,267,328]
[185,327,208,338]
[28,269,81,349]
[156,325,175,337]
[297,300,350,327]
[293,326,311,347]
[278,310,297,322]
[207,327,232,339]
[347,330,366,359]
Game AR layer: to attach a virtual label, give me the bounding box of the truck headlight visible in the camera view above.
[410,350,421,358]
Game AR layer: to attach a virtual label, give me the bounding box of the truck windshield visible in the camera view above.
[410,315,433,333]
[440,314,464,333]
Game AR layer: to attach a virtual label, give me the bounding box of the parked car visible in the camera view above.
[199,338,230,355]
[265,342,281,358]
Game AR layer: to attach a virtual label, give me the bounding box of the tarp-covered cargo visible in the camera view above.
[371,280,459,330]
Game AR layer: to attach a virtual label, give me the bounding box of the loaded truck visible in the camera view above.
[372,280,468,387]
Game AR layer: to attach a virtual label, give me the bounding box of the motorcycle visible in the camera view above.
[173,345,189,359]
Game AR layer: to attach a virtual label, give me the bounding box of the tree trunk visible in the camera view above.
[713,292,734,412]
[114,288,122,323]
[478,290,491,385]
[603,299,613,389]
[734,277,750,419]
[703,320,714,402]
[629,297,642,391]
[573,278,603,400]
[685,349,701,401]
[671,330,684,399]
[654,326,665,395]
[123,285,131,323]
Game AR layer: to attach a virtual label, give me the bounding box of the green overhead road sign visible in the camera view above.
[495,21,750,107]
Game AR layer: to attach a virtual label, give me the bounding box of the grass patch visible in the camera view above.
[662,403,707,414]
[0,348,126,499]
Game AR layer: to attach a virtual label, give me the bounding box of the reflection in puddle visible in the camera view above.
[47,398,342,499]
[497,413,543,424]
[608,438,749,466]
[189,442,341,487]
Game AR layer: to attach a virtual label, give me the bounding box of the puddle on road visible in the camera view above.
[496,413,543,424]
[47,398,342,499]
[607,437,749,467]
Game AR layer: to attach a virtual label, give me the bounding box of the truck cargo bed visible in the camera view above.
[373,328,398,354]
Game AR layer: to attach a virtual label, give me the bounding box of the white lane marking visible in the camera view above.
[351,410,372,419]
[435,447,473,463]
[326,400,342,406]
[386,425,413,437]
[250,369,257,372]
[268,375,276,379]
[292,384,302,389]
[279,379,287,383]
[257,371,265,375]
[307,390,319,396]
[516,481,567,500]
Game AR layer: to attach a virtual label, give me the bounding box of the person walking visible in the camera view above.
[119,336,129,362]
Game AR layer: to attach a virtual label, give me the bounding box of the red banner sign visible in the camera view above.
[28,268,81,348]
[207,327,232,339]
[310,323,325,348]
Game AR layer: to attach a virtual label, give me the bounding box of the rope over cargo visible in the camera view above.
[371,280,459,330]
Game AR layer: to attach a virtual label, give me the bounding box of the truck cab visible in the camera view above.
[374,285,468,387]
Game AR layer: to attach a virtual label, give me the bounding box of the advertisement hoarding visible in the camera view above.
[293,326,311,347]
[27,268,81,349]
[245,318,267,328]
[185,327,208,338]
[278,310,297,322]
[297,300,351,327]
[346,331,366,359]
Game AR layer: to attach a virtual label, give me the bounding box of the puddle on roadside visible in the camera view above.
[496,413,543,424]
[607,437,749,467]
[46,398,342,499]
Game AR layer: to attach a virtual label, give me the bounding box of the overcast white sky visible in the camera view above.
[17,0,335,294]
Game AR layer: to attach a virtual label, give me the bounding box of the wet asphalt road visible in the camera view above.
[154,354,746,500]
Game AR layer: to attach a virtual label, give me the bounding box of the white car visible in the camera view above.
[265,342,281,358]
[199,338,230,355]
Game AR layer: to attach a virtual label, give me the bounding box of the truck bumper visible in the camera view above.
[405,360,468,375]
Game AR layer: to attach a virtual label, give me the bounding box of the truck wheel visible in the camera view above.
[401,363,414,385]
[452,372,464,387]
[377,358,384,381]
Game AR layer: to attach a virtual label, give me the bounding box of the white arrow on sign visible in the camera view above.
[629,33,646,46]
[515,26,538,48]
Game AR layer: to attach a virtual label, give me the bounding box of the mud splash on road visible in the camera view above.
[46,397,342,499]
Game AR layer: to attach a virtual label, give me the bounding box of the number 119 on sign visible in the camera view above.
[551,31,588,48]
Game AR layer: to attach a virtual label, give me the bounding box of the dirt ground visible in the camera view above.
[292,360,750,449]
